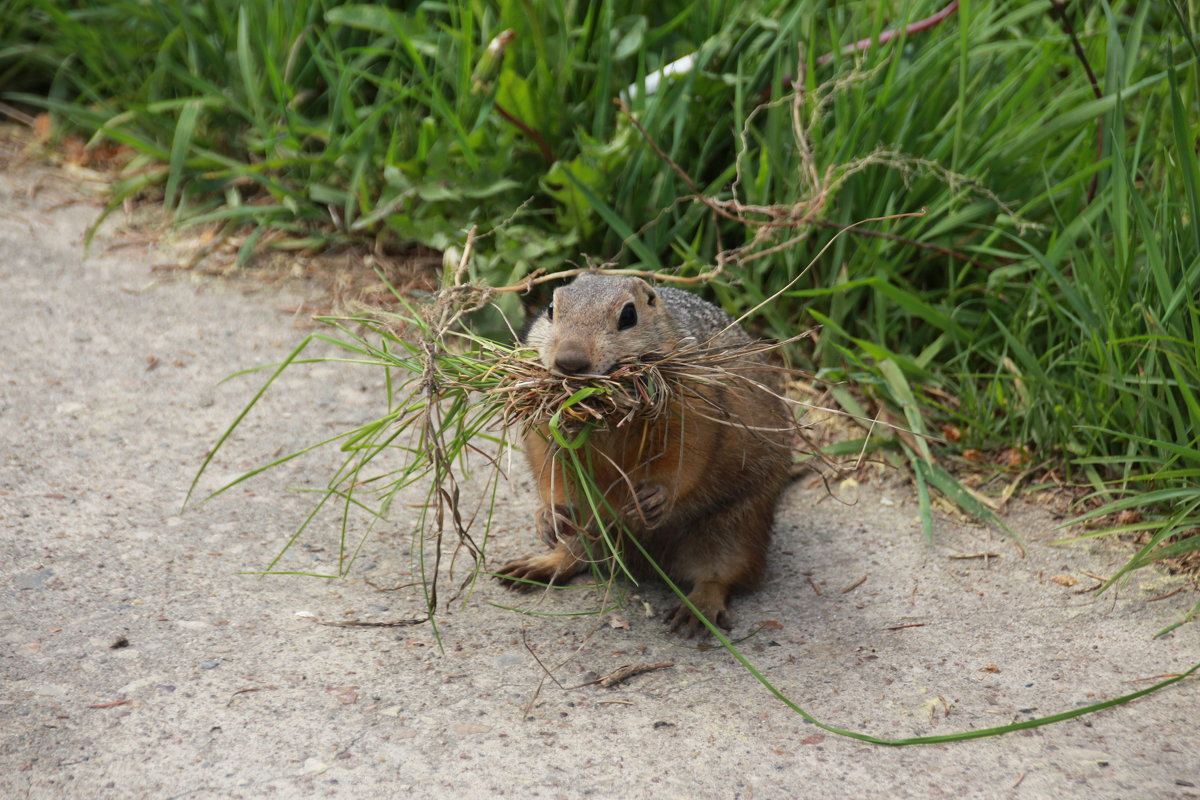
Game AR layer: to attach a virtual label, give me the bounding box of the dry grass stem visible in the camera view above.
[440,330,813,440]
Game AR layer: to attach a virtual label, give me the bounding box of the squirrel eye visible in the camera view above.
[617,302,637,331]
[546,301,554,321]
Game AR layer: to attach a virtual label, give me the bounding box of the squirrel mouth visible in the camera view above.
[551,355,660,379]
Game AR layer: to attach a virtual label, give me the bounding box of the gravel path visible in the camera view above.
[2,158,1197,799]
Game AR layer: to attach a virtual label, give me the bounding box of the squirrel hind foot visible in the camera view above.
[495,545,583,592]
[664,580,734,638]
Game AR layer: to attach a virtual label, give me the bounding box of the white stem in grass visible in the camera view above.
[621,53,698,103]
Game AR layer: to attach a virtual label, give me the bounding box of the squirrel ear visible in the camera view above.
[636,280,658,307]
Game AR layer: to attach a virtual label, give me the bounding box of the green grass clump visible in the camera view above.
[7,1,1200,604]
[185,265,806,595]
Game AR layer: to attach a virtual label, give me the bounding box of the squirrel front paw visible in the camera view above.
[623,481,669,528]
[535,504,578,547]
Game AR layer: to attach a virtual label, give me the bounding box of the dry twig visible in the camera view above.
[593,662,675,688]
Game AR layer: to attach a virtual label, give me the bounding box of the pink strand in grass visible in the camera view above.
[815,1,961,67]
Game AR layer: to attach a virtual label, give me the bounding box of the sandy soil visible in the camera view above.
[1,157,1197,800]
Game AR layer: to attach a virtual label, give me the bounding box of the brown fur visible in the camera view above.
[497,275,792,635]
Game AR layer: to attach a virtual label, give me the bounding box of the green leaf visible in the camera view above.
[164,100,201,209]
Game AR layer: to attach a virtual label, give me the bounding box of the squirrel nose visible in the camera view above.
[553,349,592,375]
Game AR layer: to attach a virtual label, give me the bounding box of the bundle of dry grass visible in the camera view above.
[466,336,797,438]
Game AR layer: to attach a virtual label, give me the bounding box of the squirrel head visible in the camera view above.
[524,273,680,375]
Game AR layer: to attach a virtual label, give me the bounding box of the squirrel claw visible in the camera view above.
[496,548,580,592]
[535,504,577,547]
[496,556,556,591]
[665,602,731,638]
[624,481,669,528]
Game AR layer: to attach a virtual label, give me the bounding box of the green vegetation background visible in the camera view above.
[4,0,1198,614]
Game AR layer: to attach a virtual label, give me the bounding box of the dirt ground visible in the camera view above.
[1,156,1198,800]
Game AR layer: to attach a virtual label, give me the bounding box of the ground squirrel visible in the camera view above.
[497,273,793,635]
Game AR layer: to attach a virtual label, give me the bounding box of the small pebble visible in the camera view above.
[199,659,220,670]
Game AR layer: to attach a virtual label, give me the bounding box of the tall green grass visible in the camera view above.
[5,0,1199,606]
